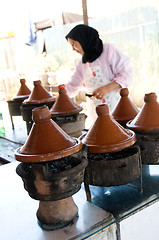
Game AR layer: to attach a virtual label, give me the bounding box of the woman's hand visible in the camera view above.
[92,82,121,100]
[92,85,108,99]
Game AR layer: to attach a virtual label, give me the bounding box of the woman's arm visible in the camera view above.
[93,81,121,99]
[65,60,84,97]
[93,43,132,100]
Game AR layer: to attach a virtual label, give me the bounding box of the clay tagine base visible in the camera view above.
[135,131,159,165]
[37,197,78,230]
[52,113,86,138]
[84,145,142,202]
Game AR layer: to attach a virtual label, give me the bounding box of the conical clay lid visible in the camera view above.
[50,84,82,116]
[112,88,139,124]
[14,106,82,163]
[23,80,55,104]
[127,92,159,132]
[12,79,31,101]
[82,104,136,153]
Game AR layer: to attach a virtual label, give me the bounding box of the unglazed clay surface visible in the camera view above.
[127,92,159,132]
[112,88,139,124]
[82,104,136,153]
[50,85,82,117]
[23,80,55,104]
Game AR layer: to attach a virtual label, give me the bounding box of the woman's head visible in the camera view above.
[66,24,103,63]
[67,38,84,56]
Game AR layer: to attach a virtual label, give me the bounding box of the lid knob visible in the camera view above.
[96,104,109,116]
[32,106,51,124]
[120,88,129,97]
[144,92,157,102]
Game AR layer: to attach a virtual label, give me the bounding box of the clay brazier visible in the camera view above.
[7,79,31,128]
[127,92,159,164]
[112,88,139,126]
[50,84,86,137]
[82,104,141,201]
[15,106,88,230]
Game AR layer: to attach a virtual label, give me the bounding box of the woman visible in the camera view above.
[63,24,133,128]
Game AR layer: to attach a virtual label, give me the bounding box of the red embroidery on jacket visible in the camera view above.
[92,72,96,77]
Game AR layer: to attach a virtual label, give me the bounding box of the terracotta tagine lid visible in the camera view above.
[111,88,139,124]
[82,104,136,153]
[23,80,55,104]
[14,106,82,163]
[12,78,31,101]
[50,84,82,116]
[126,92,159,132]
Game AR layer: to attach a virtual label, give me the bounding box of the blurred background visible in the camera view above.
[1,0,159,108]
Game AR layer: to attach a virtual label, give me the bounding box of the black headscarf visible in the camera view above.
[65,24,103,63]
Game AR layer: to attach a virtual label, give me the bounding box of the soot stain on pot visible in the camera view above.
[21,156,81,173]
[88,147,136,161]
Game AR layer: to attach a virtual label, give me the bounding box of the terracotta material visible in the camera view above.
[14,106,82,163]
[126,92,159,132]
[16,150,88,200]
[55,113,87,138]
[84,145,141,200]
[37,198,78,230]
[12,78,31,101]
[23,80,55,104]
[112,88,139,125]
[135,132,159,164]
[50,84,82,116]
[16,140,87,230]
[82,104,136,153]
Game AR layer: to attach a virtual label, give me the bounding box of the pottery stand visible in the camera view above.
[7,79,31,129]
[52,113,86,138]
[15,106,88,230]
[16,150,87,230]
[82,104,142,201]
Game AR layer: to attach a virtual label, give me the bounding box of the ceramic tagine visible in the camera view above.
[82,104,136,153]
[82,104,141,201]
[20,80,56,134]
[12,78,31,101]
[50,84,86,137]
[112,88,139,126]
[15,106,88,230]
[127,92,159,132]
[126,92,159,164]
[23,80,55,105]
[50,84,82,116]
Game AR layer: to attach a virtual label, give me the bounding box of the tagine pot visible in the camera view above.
[112,88,139,127]
[23,80,55,105]
[81,104,141,201]
[50,84,86,137]
[82,104,136,153]
[15,106,88,230]
[12,78,31,101]
[20,80,56,134]
[127,92,159,164]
